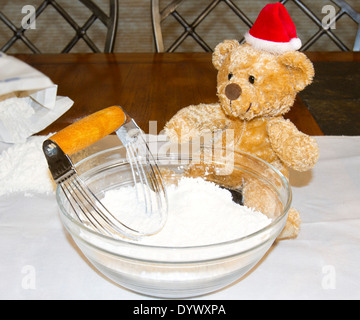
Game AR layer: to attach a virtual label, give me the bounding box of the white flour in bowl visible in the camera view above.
[101,177,271,246]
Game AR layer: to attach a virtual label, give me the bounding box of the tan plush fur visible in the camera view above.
[164,40,319,239]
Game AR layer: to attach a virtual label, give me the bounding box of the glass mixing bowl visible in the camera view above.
[56,140,291,298]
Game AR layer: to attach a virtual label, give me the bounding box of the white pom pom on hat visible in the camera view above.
[244,3,302,53]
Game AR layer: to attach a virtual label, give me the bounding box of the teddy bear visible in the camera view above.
[163,3,319,239]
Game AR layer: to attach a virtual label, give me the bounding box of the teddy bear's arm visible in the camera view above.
[267,117,319,172]
[164,103,229,142]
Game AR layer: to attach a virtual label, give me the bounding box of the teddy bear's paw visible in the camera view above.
[267,119,319,172]
[163,124,198,143]
[282,134,319,172]
[164,103,227,144]
[277,207,301,240]
[163,126,180,143]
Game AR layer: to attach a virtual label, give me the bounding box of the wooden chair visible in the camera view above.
[151,0,252,52]
[0,0,119,53]
[330,0,360,51]
[281,0,360,51]
[151,0,360,52]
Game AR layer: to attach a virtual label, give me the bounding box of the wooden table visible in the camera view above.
[14,52,359,137]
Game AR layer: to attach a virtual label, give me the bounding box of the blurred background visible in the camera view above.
[1,0,359,53]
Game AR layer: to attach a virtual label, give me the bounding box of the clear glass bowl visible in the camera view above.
[56,140,291,298]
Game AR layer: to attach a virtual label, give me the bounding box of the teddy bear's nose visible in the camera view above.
[225,83,242,100]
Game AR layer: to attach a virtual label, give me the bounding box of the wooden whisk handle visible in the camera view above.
[49,106,127,156]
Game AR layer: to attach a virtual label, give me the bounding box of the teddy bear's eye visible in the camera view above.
[228,73,233,81]
[248,75,255,84]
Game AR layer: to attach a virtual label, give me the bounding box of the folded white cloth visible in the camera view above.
[0,52,73,143]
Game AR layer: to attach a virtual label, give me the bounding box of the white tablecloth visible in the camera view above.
[1,136,359,300]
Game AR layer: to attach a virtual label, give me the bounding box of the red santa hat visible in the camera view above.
[244,3,302,53]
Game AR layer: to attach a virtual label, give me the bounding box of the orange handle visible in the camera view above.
[49,106,127,156]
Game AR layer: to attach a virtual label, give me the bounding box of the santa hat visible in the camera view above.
[244,3,302,53]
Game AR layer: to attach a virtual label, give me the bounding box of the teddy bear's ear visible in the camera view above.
[212,40,241,70]
[278,51,315,91]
